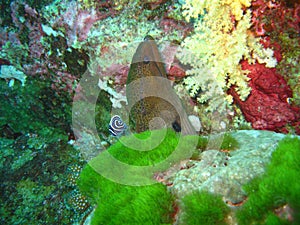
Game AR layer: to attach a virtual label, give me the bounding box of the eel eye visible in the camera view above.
[172,121,181,132]
[143,56,150,64]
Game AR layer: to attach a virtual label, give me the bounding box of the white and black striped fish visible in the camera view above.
[109,115,127,137]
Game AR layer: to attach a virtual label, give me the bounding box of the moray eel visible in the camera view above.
[126,35,195,135]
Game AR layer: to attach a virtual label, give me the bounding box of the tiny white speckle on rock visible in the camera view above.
[188,115,201,132]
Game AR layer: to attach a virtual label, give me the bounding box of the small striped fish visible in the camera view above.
[109,115,127,137]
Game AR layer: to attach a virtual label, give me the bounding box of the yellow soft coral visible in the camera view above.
[222,0,252,20]
[183,0,251,21]
[178,0,276,112]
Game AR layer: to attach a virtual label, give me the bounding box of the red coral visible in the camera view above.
[251,0,300,36]
[243,60,292,102]
[259,37,282,62]
[228,60,300,134]
[168,64,186,81]
[234,1,300,134]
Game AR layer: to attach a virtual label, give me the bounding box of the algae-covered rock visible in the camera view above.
[236,135,300,224]
[168,130,290,204]
[79,130,300,225]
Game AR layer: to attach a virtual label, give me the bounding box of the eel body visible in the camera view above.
[126,36,195,135]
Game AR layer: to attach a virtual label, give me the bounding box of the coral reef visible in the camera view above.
[251,0,300,37]
[0,77,89,224]
[155,130,299,224]
[0,1,87,96]
[0,129,89,224]
[175,0,300,133]
[228,0,300,134]
[251,0,300,109]
[1,0,300,224]
[48,1,103,46]
[178,0,277,113]
[77,0,186,111]
[277,32,300,107]
[0,77,72,134]
[1,0,298,134]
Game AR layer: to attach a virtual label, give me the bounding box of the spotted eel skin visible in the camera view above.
[126,35,195,135]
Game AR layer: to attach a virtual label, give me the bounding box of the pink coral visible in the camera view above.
[76,10,99,41]
[100,63,129,88]
[52,1,115,46]
[27,22,44,59]
[54,4,100,45]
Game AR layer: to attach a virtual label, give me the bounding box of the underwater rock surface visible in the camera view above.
[167,130,296,204]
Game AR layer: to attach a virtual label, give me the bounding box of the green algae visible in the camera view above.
[79,164,174,225]
[78,129,199,224]
[179,191,230,225]
[236,136,300,225]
